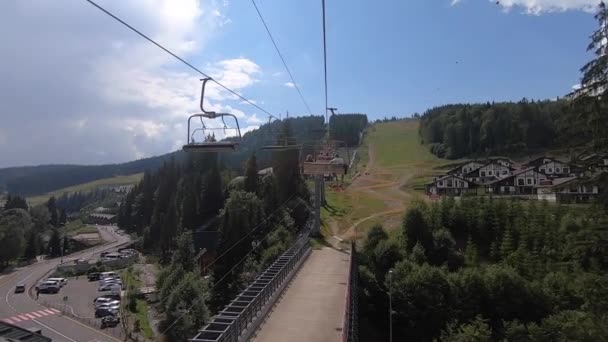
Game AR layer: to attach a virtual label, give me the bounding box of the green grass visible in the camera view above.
[135,299,154,339]
[371,120,441,168]
[65,220,98,236]
[27,173,143,206]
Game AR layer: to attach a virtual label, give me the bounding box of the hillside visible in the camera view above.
[1,115,366,196]
[27,173,143,206]
[323,119,449,239]
[0,152,183,196]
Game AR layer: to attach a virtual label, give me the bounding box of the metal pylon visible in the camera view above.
[313,174,323,236]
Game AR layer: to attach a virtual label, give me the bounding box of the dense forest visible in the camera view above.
[55,189,119,214]
[328,113,368,146]
[359,198,608,341]
[418,99,583,159]
[117,119,316,340]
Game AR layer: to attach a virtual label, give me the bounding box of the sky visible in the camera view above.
[0,0,602,167]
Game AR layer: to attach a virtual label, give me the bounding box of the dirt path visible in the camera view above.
[335,141,413,239]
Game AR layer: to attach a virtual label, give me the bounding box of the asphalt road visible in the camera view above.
[0,225,130,342]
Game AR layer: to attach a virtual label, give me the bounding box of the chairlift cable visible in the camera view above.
[251,0,313,116]
[83,0,279,120]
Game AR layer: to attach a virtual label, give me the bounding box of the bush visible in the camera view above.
[128,294,137,312]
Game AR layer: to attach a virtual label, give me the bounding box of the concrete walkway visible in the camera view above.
[251,247,350,342]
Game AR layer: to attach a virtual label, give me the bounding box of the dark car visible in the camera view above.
[101,315,120,328]
[14,284,25,293]
[95,307,118,318]
[88,272,101,281]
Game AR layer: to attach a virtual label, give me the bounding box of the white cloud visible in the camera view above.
[451,0,463,6]
[491,0,602,14]
[572,83,582,90]
[0,0,262,167]
[246,113,263,124]
[284,82,295,88]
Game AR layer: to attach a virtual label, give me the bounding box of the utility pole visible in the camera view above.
[389,269,393,342]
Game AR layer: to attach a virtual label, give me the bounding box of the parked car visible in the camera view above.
[96,293,121,301]
[99,278,122,286]
[74,258,87,264]
[94,297,119,306]
[98,283,122,292]
[100,252,110,257]
[38,281,60,294]
[101,315,120,328]
[88,272,101,281]
[100,271,118,279]
[14,284,25,294]
[95,307,118,318]
[47,278,68,287]
[97,303,120,311]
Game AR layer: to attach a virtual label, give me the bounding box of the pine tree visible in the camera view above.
[59,208,67,225]
[244,153,259,194]
[576,2,608,149]
[465,235,478,267]
[24,231,38,260]
[500,225,514,260]
[47,196,58,226]
[48,228,62,257]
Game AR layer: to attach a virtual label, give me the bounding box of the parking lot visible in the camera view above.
[40,276,124,337]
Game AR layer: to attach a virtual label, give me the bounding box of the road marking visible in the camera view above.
[30,318,78,342]
[1,309,60,323]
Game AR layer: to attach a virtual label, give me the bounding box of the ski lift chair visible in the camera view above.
[183,79,242,153]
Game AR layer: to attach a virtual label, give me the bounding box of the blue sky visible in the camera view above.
[204,0,597,118]
[0,0,602,167]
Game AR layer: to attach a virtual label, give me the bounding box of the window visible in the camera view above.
[488,170,493,175]
[548,168,553,173]
[447,180,453,187]
[481,171,486,177]
[518,179,524,186]
[527,178,532,185]
[556,167,561,173]
[438,181,443,186]
[564,167,569,174]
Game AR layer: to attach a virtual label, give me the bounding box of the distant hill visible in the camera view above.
[0,152,184,196]
[1,114,368,196]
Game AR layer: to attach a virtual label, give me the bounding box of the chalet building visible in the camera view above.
[427,175,475,196]
[447,161,485,177]
[525,157,572,177]
[486,168,548,195]
[88,213,116,225]
[551,177,601,203]
[464,162,514,184]
[488,157,514,168]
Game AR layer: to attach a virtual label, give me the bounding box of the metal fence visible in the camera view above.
[191,221,313,342]
[341,242,358,342]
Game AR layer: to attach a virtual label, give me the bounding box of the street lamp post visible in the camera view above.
[389,269,393,342]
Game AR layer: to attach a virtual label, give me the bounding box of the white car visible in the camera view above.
[99,278,122,286]
[97,303,120,311]
[47,278,68,287]
[95,299,120,308]
[38,281,60,294]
